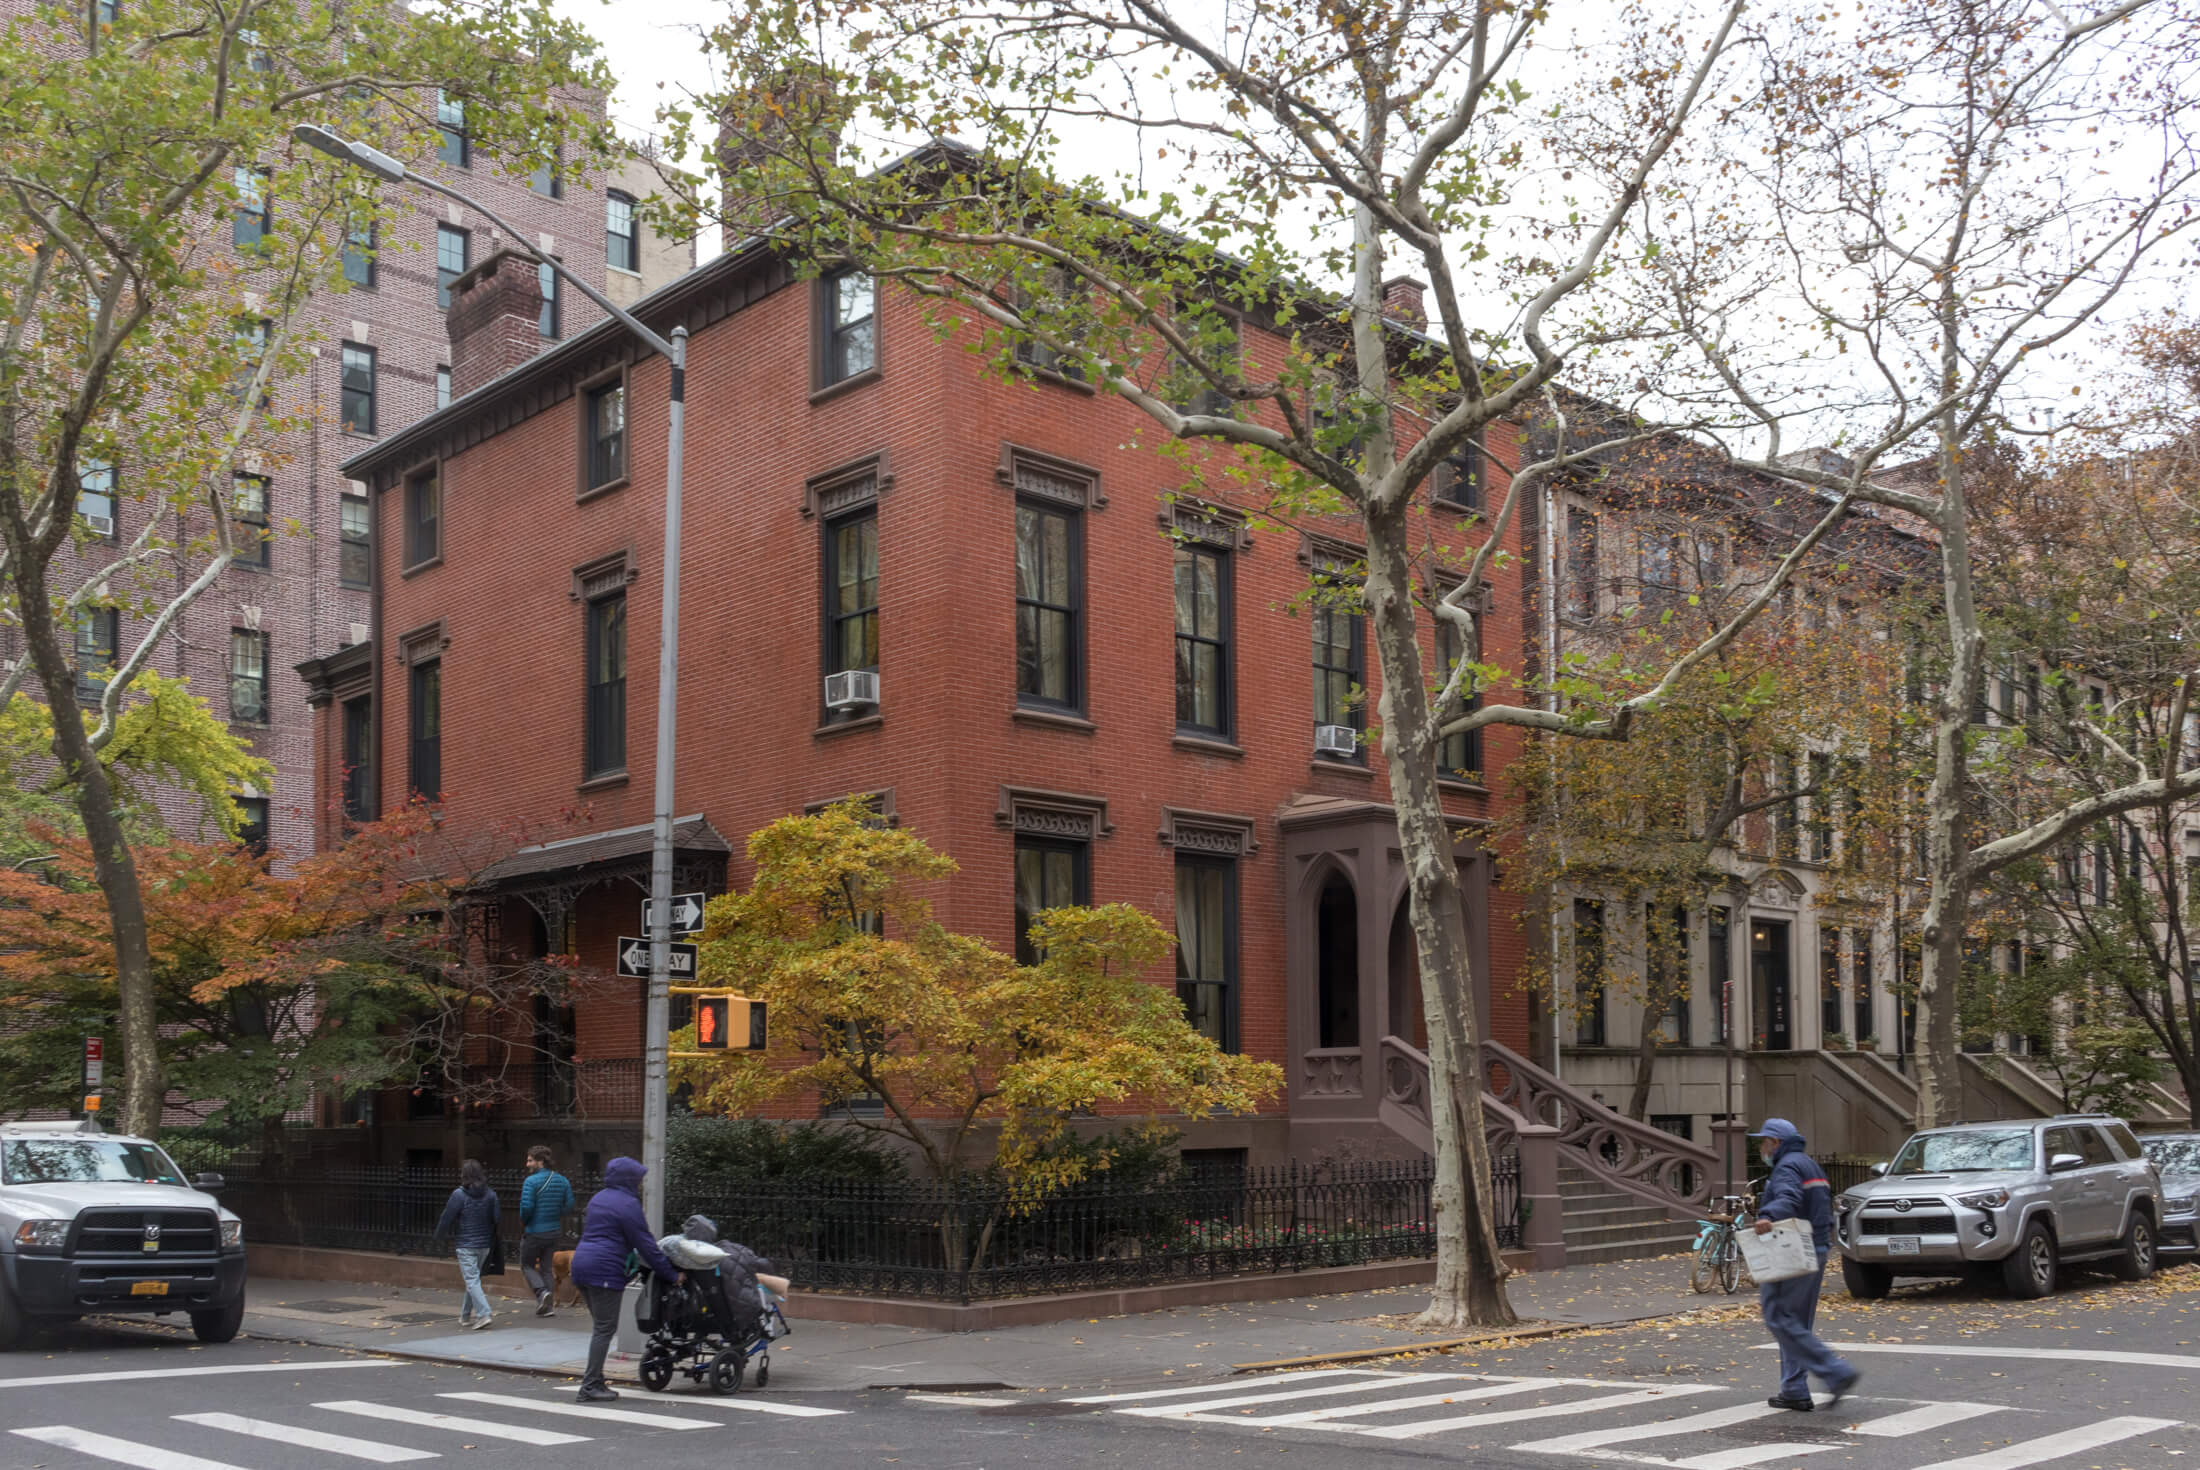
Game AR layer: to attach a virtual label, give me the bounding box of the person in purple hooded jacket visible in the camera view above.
[569,1156,681,1402]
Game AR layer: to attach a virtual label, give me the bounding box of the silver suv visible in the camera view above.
[0,1120,246,1349]
[1835,1115,2159,1300]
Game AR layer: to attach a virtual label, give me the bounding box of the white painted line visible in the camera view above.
[1067,1368,1382,1404]
[439,1391,717,1428]
[1513,1398,1787,1454]
[1849,1402,2003,1438]
[173,1413,438,1464]
[0,1359,395,1390]
[706,1397,847,1418]
[1116,1371,1462,1417]
[1361,1385,1722,1441]
[1777,1342,2200,1371]
[12,1427,251,1470]
[1906,1416,2184,1470]
[1670,1445,1846,1470]
[903,1393,1022,1407]
[1224,1378,1556,1427]
[314,1401,590,1446]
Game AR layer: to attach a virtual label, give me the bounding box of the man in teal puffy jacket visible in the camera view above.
[517,1145,574,1317]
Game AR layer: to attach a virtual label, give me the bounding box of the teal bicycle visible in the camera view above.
[1689,1193,1756,1294]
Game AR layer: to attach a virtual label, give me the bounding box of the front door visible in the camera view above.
[1752,920,1792,1050]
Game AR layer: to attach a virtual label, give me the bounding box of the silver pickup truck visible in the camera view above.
[1834,1115,2160,1300]
[0,1120,246,1349]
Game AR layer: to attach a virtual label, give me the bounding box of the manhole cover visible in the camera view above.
[381,1311,454,1325]
[277,1300,373,1315]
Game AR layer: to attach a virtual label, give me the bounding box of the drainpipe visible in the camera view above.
[1541,474,1563,1079]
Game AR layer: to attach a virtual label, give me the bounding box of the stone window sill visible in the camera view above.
[815,712,884,740]
[1012,706,1097,734]
[1310,757,1373,780]
[577,770,629,794]
[810,366,883,407]
[1172,733,1244,759]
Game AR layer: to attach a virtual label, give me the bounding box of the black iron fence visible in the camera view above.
[224,1154,1506,1303]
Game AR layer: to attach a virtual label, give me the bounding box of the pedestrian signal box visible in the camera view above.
[689,993,765,1053]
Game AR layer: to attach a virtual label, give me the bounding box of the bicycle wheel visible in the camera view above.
[1718,1235,1742,1294]
[1690,1232,1719,1293]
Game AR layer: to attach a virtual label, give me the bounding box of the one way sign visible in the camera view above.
[616,937,698,980]
[642,892,707,935]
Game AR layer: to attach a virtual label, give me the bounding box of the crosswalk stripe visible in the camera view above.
[1115,1371,1462,1417]
[1067,1369,1382,1404]
[1905,1416,2184,1470]
[1667,1445,1846,1470]
[172,1413,438,1464]
[704,1396,847,1417]
[1801,1343,2200,1372]
[11,1426,251,1470]
[313,1401,591,1446]
[0,1360,395,1391]
[1358,1385,1721,1441]
[1201,1377,1559,1427]
[903,1393,1022,1407]
[1513,1397,1786,1454]
[439,1391,717,1428]
[1850,1402,2002,1438]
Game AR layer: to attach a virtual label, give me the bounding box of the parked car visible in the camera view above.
[2139,1132,2199,1257]
[1834,1115,2159,1300]
[0,1119,246,1349]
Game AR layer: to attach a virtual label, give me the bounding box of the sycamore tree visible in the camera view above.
[0,0,610,1137]
[654,0,1888,1328]
[670,804,1280,1270]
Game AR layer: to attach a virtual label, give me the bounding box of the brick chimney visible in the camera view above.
[717,73,841,241]
[1381,275,1428,332]
[446,248,545,400]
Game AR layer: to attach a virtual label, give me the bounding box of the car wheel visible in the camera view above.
[0,1271,29,1351]
[1842,1256,1893,1300]
[2111,1213,2157,1283]
[2002,1220,2058,1299]
[190,1295,245,1344]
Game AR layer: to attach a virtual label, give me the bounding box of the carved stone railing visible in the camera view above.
[1481,1039,1722,1216]
[1378,1035,1566,1267]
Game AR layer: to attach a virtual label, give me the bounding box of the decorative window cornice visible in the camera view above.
[804,788,899,826]
[1158,495,1252,551]
[997,443,1105,510]
[394,618,449,666]
[570,548,638,603]
[1158,806,1258,857]
[801,450,893,520]
[1296,533,1366,585]
[995,784,1113,841]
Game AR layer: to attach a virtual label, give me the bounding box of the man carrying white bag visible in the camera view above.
[1745,1119,1861,1412]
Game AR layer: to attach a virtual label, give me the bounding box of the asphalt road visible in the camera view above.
[3,1264,2198,1470]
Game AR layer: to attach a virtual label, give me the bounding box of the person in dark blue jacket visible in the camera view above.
[432,1159,501,1332]
[1751,1118,1859,1411]
[570,1155,681,1402]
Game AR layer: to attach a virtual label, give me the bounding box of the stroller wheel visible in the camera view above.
[707,1350,745,1396]
[639,1348,675,1393]
[754,1356,769,1389]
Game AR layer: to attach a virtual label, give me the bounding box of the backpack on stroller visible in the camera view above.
[631,1215,790,1395]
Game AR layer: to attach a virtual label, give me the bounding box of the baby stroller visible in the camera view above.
[632,1216,790,1395]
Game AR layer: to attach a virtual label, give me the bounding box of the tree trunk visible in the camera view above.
[1363,502,1517,1330]
[1628,1018,1662,1122]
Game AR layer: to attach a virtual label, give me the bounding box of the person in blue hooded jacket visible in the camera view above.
[1750,1118,1860,1411]
[569,1155,681,1403]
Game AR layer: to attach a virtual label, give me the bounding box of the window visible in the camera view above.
[1807,751,1833,862]
[1175,856,1238,1050]
[94,0,117,21]
[341,695,374,823]
[1710,908,1732,1045]
[1173,543,1230,736]
[435,91,468,167]
[338,493,370,587]
[1575,899,1607,1046]
[435,365,451,410]
[606,191,640,272]
[341,216,376,288]
[1638,526,1682,608]
[1432,436,1484,510]
[1436,617,1481,781]
[1820,927,1843,1042]
[1013,836,1088,966]
[404,468,439,567]
[74,608,118,704]
[821,270,878,386]
[231,316,270,404]
[824,509,878,683]
[1014,500,1080,709]
[435,225,469,309]
[1770,752,1799,857]
[1169,315,1239,417]
[1312,602,1364,751]
[232,473,269,567]
[584,383,625,490]
[228,629,268,723]
[1649,904,1688,1043]
[338,342,375,434]
[233,166,270,250]
[76,459,116,537]
[234,797,269,856]
[409,660,441,801]
[1852,929,1874,1040]
[1013,267,1085,380]
[538,261,560,339]
[1564,506,1599,620]
[529,150,564,199]
[585,592,626,778]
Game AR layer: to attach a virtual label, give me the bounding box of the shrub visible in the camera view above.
[665,1115,908,1189]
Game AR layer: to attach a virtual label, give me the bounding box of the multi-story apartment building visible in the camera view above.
[303,233,1543,1171]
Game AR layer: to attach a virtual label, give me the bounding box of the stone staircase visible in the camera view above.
[1557,1160,1701,1265]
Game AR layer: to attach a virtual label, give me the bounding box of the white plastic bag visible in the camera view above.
[1735,1217,1818,1284]
[658,1233,729,1270]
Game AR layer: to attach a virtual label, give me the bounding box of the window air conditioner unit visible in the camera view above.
[82,513,114,539]
[349,623,371,647]
[824,669,880,711]
[1314,723,1358,757]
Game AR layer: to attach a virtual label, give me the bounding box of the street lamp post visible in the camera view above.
[296,125,688,1232]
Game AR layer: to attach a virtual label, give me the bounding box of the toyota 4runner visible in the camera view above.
[0,1120,246,1349]
[1835,1115,2160,1300]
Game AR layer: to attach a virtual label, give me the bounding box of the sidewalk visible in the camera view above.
[237,1252,1717,1393]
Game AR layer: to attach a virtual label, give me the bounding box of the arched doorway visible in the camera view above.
[1387,903,1428,1049]
[1316,874,1360,1048]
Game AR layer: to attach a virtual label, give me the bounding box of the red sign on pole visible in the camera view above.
[82,1037,103,1090]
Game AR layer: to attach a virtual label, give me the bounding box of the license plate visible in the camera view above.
[1887,1236,1921,1255]
[130,1280,168,1296]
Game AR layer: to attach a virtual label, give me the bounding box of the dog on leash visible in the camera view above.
[551,1250,580,1307]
